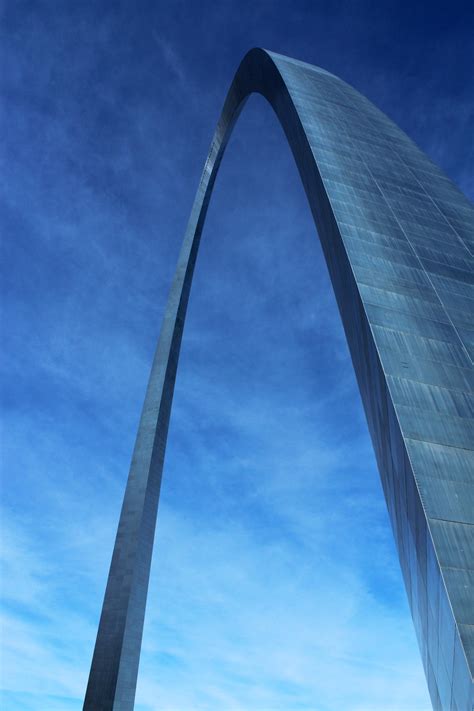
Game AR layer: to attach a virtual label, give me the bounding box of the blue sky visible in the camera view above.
[1,1,473,709]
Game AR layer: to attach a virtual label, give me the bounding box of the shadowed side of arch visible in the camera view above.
[84,48,474,711]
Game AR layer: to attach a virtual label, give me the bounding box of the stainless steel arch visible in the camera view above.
[84,48,474,711]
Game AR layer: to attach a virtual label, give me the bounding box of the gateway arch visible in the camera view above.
[84,49,474,710]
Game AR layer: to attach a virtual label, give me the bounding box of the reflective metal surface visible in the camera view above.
[84,49,474,710]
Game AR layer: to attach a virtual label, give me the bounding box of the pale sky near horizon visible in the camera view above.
[2,1,473,709]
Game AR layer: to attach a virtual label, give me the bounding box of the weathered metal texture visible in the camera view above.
[84,49,474,710]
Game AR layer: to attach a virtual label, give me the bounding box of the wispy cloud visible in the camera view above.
[152,32,187,87]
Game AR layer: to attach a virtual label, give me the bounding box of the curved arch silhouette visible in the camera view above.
[84,49,474,710]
